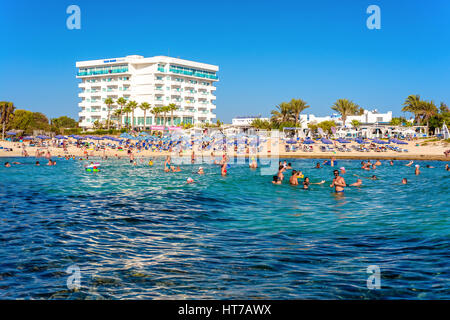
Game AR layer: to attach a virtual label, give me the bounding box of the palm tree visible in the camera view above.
[270,102,292,125]
[151,106,161,126]
[418,100,438,130]
[113,109,122,129]
[0,101,15,140]
[289,98,309,126]
[104,97,114,130]
[331,99,360,127]
[167,103,178,126]
[127,100,138,130]
[161,105,169,126]
[116,97,128,129]
[139,102,151,130]
[439,102,449,114]
[122,105,132,130]
[402,95,423,124]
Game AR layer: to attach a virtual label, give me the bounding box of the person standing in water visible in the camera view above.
[330,169,346,193]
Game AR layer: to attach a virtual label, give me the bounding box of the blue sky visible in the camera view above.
[0,0,449,122]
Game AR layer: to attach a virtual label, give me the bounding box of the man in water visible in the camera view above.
[277,165,285,182]
[286,162,292,169]
[289,170,298,185]
[415,165,420,175]
[350,178,363,187]
[375,160,381,166]
[315,162,322,169]
[330,170,346,193]
[4,162,11,167]
[402,178,408,184]
[389,160,394,166]
[197,167,204,174]
[249,158,258,169]
[221,162,227,176]
[272,176,282,185]
[446,164,449,171]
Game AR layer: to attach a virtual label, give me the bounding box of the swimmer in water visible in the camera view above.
[272,175,282,185]
[221,163,227,176]
[285,162,292,170]
[171,166,181,172]
[402,178,408,184]
[315,162,322,169]
[277,165,285,182]
[446,164,449,171]
[186,177,194,184]
[350,179,363,187]
[415,165,420,175]
[354,174,378,180]
[289,170,298,185]
[36,161,40,166]
[389,160,394,166]
[4,162,11,167]
[406,160,414,167]
[197,167,204,174]
[303,177,325,189]
[330,169,346,193]
[249,158,258,169]
[375,160,381,166]
[340,167,346,175]
[425,164,434,168]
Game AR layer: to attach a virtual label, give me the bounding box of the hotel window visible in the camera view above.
[146,117,152,125]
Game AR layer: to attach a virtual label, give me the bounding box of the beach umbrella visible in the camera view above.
[321,138,332,144]
[303,138,315,144]
[337,138,350,144]
[286,139,297,144]
[6,131,16,136]
[23,137,33,140]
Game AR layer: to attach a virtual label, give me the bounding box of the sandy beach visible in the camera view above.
[1,138,449,161]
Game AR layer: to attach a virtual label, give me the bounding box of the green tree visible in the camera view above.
[104,97,115,130]
[0,101,15,140]
[418,100,438,130]
[402,95,423,124]
[113,109,122,129]
[289,98,309,126]
[151,106,161,126]
[122,105,132,130]
[10,109,33,134]
[350,119,361,129]
[331,99,360,127]
[116,97,128,129]
[51,116,78,132]
[270,102,292,126]
[317,120,337,134]
[139,102,151,130]
[251,118,272,130]
[127,100,138,130]
[167,103,178,126]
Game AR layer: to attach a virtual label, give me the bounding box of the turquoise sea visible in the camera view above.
[0,157,449,299]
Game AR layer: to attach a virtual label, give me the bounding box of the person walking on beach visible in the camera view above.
[330,169,346,193]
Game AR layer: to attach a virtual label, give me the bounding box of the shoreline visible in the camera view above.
[1,153,449,161]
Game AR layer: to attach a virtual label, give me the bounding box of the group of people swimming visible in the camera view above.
[271,157,449,193]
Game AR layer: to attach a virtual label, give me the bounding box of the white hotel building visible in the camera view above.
[76,55,218,129]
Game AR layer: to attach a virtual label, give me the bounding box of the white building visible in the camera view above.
[299,109,392,128]
[232,116,270,127]
[76,55,218,129]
